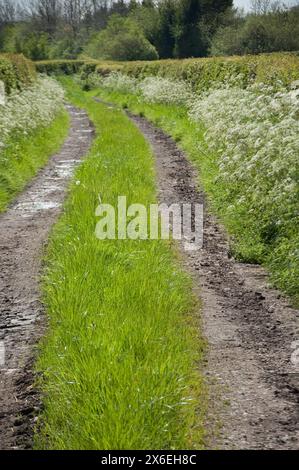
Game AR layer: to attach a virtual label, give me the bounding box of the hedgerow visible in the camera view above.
[95,53,299,90]
[38,53,299,92]
[35,60,98,75]
[0,53,36,94]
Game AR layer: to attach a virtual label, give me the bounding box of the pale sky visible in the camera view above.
[234,0,297,10]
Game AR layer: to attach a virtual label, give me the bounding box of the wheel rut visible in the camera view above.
[0,105,93,450]
[128,112,299,450]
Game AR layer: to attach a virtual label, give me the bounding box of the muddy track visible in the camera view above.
[0,105,93,450]
[128,113,299,450]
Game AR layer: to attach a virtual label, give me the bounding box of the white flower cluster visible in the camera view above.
[139,76,193,106]
[0,77,64,148]
[98,72,193,106]
[101,71,139,94]
[189,84,299,228]
[98,70,298,232]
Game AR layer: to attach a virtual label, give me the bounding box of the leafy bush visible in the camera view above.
[85,15,159,61]
[96,53,299,91]
[0,53,36,93]
[35,60,97,76]
[211,6,299,56]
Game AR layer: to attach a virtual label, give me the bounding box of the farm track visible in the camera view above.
[0,105,93,450]
[127,112,299,450]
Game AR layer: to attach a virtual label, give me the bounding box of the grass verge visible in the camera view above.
[35,77,206,450]
[0,110,69,212]
[93,87,299,305]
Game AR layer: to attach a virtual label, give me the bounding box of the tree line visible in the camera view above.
[0,0,298,60]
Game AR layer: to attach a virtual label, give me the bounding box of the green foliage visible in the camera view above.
[35,60,97,75]
[156,0,177,59]
[174,0,203,58]
[35,78,206,449]
[85,15,159,61]
[0,53,36,93]
[95,52,299,90]
[0,23,50,60]
[211,6,299,56]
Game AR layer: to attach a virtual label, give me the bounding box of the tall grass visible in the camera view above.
[35,78,205,450]
[92,86,299,305]
[0,111,69,212]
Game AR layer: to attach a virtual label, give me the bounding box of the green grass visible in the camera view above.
[35,78,206,450]
[92,87,299,305]
[0,110,69,212]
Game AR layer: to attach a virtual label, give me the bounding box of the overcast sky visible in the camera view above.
[234,0,297,10]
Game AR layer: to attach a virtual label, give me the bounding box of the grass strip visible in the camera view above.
[0,110,69,212]
[93,87,299,305]
[35,77,205,450]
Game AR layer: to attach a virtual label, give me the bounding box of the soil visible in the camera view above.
[1,96,298,450]
[128,113,299,450]
[0,105,93,450]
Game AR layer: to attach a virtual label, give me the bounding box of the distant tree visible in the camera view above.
[157,0,176,58]
[110,0,129,17]
[129,0,160,50]
[210,1,299,55]
[173,0,202,58]
[84,14,159,60]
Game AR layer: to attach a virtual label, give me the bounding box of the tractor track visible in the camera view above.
[0,105,93,450]
[127,111,299,450]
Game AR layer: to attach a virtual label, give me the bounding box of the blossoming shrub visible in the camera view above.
[0,76,66,211]
[189,83,299,300]
[94,69,299,301]
[0,76,64,147]
[101,71,139,94]
[139,77,193,106]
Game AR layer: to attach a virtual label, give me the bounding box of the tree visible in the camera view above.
[129,0,160,50]
[174,0,203,57]
[84,14,159,60]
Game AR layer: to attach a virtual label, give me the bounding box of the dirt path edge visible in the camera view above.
[0,105,93,450]
[127,112,299,450]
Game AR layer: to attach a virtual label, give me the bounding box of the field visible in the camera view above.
[0,52,298,451]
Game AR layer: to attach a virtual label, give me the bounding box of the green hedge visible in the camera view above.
[0,53,36,93]
[36,53,299,90]
[35,60,98,75]
[96,52,299,90]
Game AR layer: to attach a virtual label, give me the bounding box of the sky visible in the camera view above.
[234,0,297,10]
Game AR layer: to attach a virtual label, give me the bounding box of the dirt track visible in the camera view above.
[0,97,298,449]
[0,105,93,450]
[129,113,299,450]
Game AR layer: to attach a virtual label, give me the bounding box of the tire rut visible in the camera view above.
[128,113,299,450]
[0,105,93,450]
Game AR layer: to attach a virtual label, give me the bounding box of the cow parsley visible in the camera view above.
[0,77,64,149]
